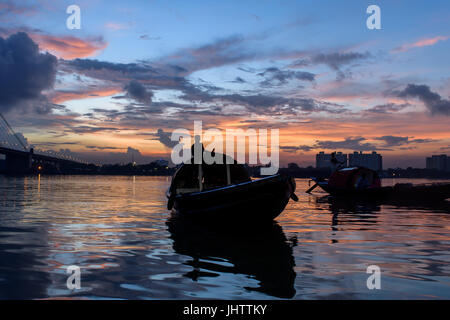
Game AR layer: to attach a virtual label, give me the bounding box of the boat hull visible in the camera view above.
[316,181,450,202]
[168,175,295,222]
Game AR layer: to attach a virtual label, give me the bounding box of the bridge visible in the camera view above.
[0,113,90,174]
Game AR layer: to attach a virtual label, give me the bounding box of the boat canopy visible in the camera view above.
[170,153,251,195]
[328,167,381,190]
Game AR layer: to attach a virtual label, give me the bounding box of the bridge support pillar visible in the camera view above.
[5,153,32,174]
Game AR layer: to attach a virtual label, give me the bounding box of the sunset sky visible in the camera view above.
[0,0,449,167]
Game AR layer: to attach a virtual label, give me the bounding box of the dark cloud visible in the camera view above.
[280,145,314,153]
[397,84,450,116]
[231,76,246,83]
[0,32,57,112]
[68,125,125,134]
[124,80,153,104]
[239,119,262,123]
[142,129,178,149]
[67,58,157,75]
[127,147,142,159]
[294,51,371,70]
[374,135,409,147]
[64,58,188,92]
[374,135,437,147]
[366,103,409,114]
[257,67,315,86]
[181,86,346,115]
[33,141,79,147]
[291,51,371,80]
[85,145,123,150]
[314,137,381,151]
[157,35,253,74]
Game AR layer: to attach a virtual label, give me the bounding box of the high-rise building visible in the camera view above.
[426,154,448,171]
[348,151,382,171]
[316,151,347,169]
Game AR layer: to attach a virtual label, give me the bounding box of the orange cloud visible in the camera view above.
[393,35,449,53]
[32,34,108,59]
[50,87,122,104]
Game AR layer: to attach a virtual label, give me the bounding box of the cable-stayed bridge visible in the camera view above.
[0,113,89,174]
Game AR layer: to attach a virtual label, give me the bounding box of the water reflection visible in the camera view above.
[167,217,297,298]
[0,176,52,299]
[0,176,449,299]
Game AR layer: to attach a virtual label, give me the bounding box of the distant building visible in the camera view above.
[426,154,449,172]
[348,151,382,171]
[316,151,347,169]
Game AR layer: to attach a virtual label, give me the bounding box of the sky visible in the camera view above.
[0,0,449,168]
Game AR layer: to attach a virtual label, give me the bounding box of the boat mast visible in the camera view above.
[198,164,203,191]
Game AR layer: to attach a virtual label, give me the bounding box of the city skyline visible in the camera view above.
[0,0,449,168]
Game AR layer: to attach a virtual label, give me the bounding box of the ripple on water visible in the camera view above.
[0,176,449,299]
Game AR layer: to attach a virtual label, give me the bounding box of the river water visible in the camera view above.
[0,175,449,299]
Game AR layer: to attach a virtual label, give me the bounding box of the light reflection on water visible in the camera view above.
[0,175,449,299]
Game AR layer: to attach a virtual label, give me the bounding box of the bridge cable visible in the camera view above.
[0,113,28,151]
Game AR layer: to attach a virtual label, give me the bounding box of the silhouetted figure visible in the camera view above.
[191,135,204,164]
[330,151,344,172]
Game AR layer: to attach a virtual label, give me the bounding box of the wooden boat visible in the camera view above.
[309,167,450,202]
[166,153,298,221]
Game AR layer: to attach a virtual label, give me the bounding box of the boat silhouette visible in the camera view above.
[166,151,298,221]
[166,216,297,298]
[309,167,450,202]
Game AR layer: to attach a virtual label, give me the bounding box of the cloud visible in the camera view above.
[0,1,36,20]
[0,28,109,60]
[127,146,142,158]
[124,81,153,104]
[64,56,340,117]
[64,58,184,89]
[68,125,125,134]
[85,145,124,150]
[33,34,107,59]
[180,85,346,115]
[280,145,314,153]
[142,129,179,149]
[279,137,383,153]
[374,135,436,147]
[0,32,57,112]
[365,103,409,114]
[49,87,122,104]
[397,84,450,116]
[158,35,252,74]
[392,35,449,53]
[290,51,371,79]
[231,76,246,83]
[257,67,315,86]
[314,137,380,151]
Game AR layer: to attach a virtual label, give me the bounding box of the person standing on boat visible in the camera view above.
[191,135,205,191]
[191,135,205,164]
[330,152,345,172]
